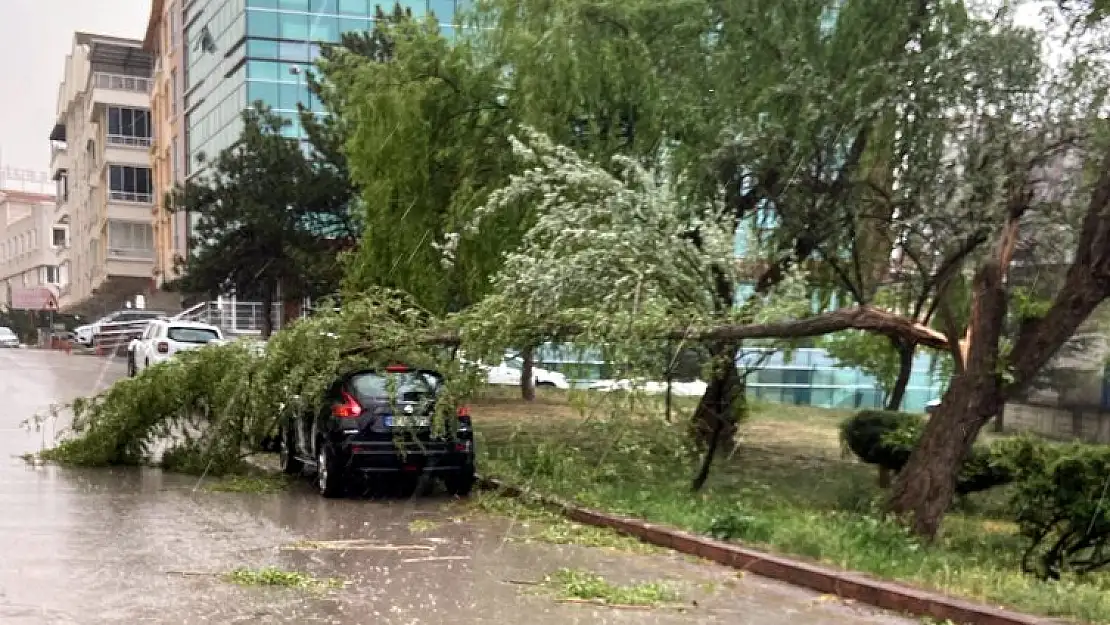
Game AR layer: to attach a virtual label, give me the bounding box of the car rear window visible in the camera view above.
[350,371,436,400]
[167,327,221,344]
[0,327,15,337]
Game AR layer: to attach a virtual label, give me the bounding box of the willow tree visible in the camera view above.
[885,28,1110,537]
[315,16,519,316]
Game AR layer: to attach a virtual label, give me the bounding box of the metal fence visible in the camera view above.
[173,300,281,337]
[93,320,150,356]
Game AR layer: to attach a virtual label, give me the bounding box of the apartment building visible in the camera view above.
[0,190,64,305]
[144,0,189,287]
[48,33,160,316]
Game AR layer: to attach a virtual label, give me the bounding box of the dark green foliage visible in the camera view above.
[840,410,1012,496]
[840,410,922,469]
[997,437,1110,580]
[167,103,356,336]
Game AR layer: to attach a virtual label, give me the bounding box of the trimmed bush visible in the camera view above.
[840,410,1012,496]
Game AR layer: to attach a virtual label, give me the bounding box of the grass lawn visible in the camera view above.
[470,386,1110,624]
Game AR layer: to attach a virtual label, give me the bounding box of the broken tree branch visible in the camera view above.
[339,305,949,357]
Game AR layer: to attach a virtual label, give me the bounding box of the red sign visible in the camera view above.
[10,287,58,311]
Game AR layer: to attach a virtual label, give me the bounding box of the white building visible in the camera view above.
[0,189,64,306]
[48,32,174,317]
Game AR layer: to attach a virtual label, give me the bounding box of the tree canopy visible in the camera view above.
[168,103,356,336]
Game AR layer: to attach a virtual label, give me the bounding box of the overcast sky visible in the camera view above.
[0,0,149,175]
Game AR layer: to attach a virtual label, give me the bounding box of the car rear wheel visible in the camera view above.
[316,443,346,498]
[278,426,302,475]
[444,466,476,497]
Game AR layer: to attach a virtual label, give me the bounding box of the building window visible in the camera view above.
[108,221,155,259]
[42,266,60,284]
[248,9,281,38]
[169,3,178,49]
[280,12,310,40]
[107,107,153,147]
[52,226,68,248]
[108,165,154,203]
[171,68,178,115]
[56,173,69,202]
[338,0,371,15]
[172,136,180,181]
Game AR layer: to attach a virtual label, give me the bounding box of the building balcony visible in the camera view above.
[106,253,155,278]
[50,146,68,178]
[106,134,152,149]
[106,191,155,223]
[87,72,152,122]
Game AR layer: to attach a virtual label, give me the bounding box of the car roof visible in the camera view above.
[163,320,221,330]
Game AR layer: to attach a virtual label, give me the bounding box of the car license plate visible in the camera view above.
[384,415,430,428]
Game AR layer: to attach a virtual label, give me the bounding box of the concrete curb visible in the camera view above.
[478,476,1051,625]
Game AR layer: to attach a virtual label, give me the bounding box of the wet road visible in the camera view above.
[0,349,916,625]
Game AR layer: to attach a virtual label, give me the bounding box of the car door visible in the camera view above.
[134,324,155,370]
[490,357,524,385]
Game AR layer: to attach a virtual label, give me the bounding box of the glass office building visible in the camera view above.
[183,0,465,176]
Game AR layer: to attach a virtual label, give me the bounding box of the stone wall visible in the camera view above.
[1001,402,1110,444]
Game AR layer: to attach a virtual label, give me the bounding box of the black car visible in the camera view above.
[278,364,476,498]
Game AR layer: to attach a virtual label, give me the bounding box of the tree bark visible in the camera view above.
[520,344,536,402]
[260,279,276,339]
[692,366,745,491]
[885,339,916,411]
[889,222,1015,538]
[690,341,743,448]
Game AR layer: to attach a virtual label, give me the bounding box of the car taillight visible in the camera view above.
[156,341,169,354]
[456,405,472,430]
[332,391,362,419]
[385,364,410,372]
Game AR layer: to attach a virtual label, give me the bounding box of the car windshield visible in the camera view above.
[167,327,221,344]
[0,327,15,337]
[350,371,437,401]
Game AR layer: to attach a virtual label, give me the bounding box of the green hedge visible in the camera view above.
[840,410,1012,495]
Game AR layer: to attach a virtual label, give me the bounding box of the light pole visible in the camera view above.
[288,65,303,141]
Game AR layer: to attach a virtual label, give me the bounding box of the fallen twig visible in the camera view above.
[281,540,436,552]
[400,556,471,564]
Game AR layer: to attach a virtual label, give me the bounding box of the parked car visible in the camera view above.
[0,326,19,348]
[75,309,166,347]
[463,352,571,389]
[278,364,475,498]
[126,319,224,376]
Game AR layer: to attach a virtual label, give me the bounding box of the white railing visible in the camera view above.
[173,300,282,336]
[92,72,152,94]
[108,247,154,259]
[108,190,153,203]
[106,135,152,148]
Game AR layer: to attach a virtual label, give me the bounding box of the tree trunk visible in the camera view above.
[260,279,275,339]
[885,339,915,411]
[520,344,536,402]
[692,373,746,491]
[690,341,743,448]
[664,351,674,422]
[889,255,1010,539]
[887,376,1003,536]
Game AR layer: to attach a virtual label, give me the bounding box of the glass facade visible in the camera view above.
[185,0,469,175]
